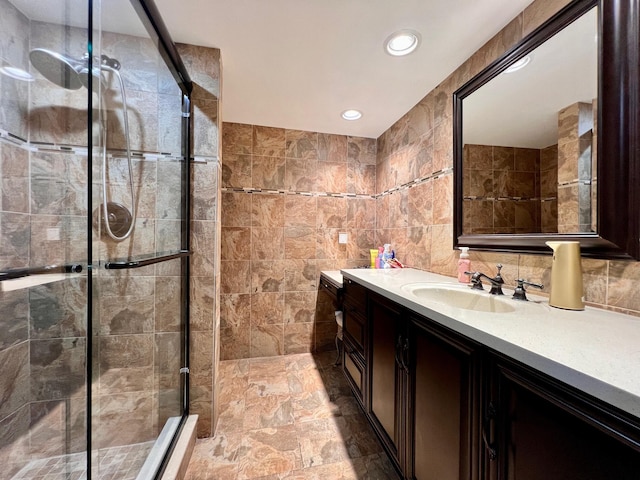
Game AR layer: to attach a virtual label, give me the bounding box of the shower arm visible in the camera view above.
[99,64,136,242]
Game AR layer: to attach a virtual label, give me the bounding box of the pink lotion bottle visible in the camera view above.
[457,247,471,283]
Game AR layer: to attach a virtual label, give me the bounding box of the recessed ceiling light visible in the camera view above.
[385,29,421,57]
[503,55,531,74]
[341,109,362,121]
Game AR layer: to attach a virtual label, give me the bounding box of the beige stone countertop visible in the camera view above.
[340,267,640,418]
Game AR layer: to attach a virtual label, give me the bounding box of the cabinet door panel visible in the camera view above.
[413,333,462,480]
[493,360,640,480]
[409,318,480,480]
[369,294,401,456]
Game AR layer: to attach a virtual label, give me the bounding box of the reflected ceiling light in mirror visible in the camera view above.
[0,58,34,81]
[502,55,531,74]
[384,29,421,56]
[341,109,363,120]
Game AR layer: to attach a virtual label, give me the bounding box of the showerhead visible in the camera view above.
[29,48,105,90]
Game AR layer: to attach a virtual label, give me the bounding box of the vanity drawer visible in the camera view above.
[343,301,366,354]
[319,274,341,300]
[343,277,366,309]
[343,339,364,403]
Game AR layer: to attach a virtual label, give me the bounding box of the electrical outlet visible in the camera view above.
[338,232,348,244]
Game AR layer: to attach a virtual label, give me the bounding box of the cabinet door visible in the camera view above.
[407,316,481,480]
[368,292,403,465]
[489,355,640,480]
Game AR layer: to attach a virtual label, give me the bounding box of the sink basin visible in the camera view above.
[402,283,516,313]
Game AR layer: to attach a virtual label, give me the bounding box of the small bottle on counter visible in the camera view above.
[457,247,471,283]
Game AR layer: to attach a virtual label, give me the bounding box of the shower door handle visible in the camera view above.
[0,263,83,281]
[104,250,190,269]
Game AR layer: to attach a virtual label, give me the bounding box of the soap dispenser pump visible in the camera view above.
[546,241,584,310]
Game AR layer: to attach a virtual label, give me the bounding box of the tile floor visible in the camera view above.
[184,351,401,480]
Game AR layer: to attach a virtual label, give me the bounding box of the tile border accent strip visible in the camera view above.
[221,167,454,200]
[0,128,185,161]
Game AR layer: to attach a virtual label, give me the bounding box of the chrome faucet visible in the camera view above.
[465,264,505,295]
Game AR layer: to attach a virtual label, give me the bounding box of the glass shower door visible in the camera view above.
[0,0,90,478]
[90,0,188,478]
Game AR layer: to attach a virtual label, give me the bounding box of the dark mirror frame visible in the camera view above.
[453,0,640,259]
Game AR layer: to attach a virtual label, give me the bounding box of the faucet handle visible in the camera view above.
[512,278,544,301]
[466,271,484,290]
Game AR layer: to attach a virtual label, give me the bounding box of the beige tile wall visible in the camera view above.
[176,44,222,438]
[220,123,377,360]
[375,0,640,318]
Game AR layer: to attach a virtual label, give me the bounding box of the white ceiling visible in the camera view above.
[152,0,536,138]
[11,0,537,139]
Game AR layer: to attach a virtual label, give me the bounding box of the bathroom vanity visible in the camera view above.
[340,268,640,480]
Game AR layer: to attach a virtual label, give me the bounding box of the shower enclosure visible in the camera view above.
[0,0,192,478]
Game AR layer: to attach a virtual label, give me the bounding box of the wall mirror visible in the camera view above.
[453,0,640,259]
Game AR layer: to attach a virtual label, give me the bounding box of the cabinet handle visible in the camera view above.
[395,335,404,369]
[402,337,410,371]
[482,402,497,461]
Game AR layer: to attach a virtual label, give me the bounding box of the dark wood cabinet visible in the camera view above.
[340,276,640,480]
[406,316,481,480]
[487,353,640,480]
[368,293,403,466]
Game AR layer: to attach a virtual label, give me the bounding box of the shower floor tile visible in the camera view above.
[185,352,400,480]
[10,441,154,480]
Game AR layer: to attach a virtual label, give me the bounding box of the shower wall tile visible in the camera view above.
[0,212,29,269]
[30,337,85,402]
[156,161,182,219]
[102,31,159,94]
[1,143,28,214]
[157,93,183,155]
[107,89,158,152]
[0,289,28,350]
[0,405,30,480]
[29,277,87,339]
[30,151,87,216]
[193,97,219,157]
[0,341,29,421]
[176,43,221,99]
[155,276,182,332]
[28,400,68,458]
[0,0,29,137]
[193,161,219,221]
[154,332,181,390]
[98,334,154,395]
[94,392,154,449]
